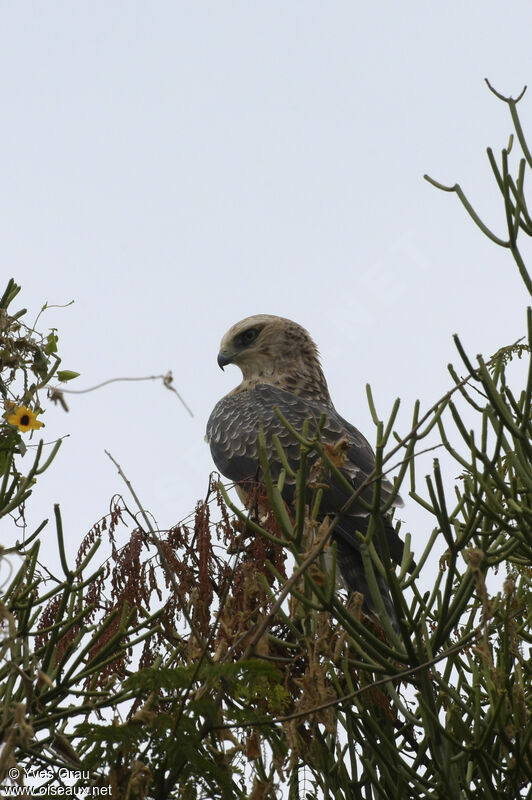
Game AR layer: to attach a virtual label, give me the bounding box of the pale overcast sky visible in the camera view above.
[1,3,531,571]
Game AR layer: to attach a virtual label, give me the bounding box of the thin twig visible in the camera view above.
[56,372,194,417]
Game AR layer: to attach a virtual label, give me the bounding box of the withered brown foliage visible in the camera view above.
[32,471,355,733]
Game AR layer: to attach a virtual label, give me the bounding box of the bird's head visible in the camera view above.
[216,314,330,401]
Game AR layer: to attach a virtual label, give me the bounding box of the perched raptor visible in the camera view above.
[206,314,408,627]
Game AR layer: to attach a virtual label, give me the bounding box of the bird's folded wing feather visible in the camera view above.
[207,383,401,506]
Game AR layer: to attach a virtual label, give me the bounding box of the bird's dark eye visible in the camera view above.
[238,328,260,346]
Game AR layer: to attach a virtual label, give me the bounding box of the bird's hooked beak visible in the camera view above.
[217,351,233,370]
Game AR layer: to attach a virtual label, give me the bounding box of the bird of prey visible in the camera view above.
[206,314,408,627]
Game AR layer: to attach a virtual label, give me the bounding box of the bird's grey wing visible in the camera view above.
[208,384,394,507]
[206,384,311,496]
[207,384,408,570]
[306,407,408,569]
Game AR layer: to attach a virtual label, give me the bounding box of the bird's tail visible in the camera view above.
[333,526,400,632]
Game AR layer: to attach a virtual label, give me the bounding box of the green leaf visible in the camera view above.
[45,332,58,355]
[56,370,80,383]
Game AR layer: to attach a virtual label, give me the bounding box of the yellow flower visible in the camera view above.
[6,405,44,433]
